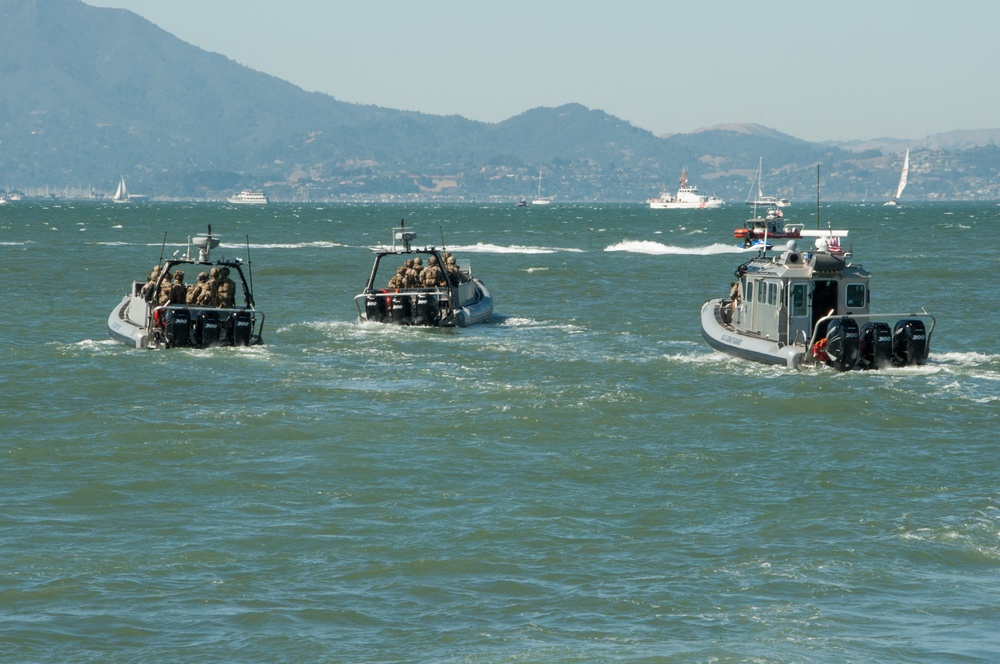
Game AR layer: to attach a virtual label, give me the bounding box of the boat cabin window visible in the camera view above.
[767,282,778,306]
[790,283,808,317]
[745,280,754,303]
[846,284,867,309]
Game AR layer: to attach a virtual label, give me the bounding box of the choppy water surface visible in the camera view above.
[2,201,999,662]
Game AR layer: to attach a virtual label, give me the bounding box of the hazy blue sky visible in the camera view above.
[86,0,998,142]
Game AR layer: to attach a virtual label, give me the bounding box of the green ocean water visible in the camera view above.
[2,200,999,662]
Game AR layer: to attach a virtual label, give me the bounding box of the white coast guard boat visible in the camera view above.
[701,228,934,371]
[648,168,724,209]
[355,220,493,327]
[108,226,265,349]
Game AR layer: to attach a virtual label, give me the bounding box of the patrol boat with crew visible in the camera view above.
[700,228,934,371]
[108,226,265,349]
[735,206,804,248]
[355,220,493,327]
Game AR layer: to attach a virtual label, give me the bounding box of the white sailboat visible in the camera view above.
[884,148,909,206]
[112,176,131,203]
[745,157,789,208]
[531,173,551,205]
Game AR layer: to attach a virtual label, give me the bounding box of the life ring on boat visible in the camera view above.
[811,338,828,362]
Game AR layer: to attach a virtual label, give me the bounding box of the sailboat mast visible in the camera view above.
[816,165,821,230]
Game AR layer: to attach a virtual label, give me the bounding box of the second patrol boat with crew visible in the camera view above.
[355,220,493,327]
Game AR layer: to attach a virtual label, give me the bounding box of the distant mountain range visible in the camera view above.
[2,0,999,202]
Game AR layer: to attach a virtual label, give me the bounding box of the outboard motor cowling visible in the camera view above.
[389,295,412,325]
[194,310,222,348]
[892,319,928,366]
[859,322,893,370]
[365,293,387,323]
[413,292,439,326]
[228,310,253,346]
[163,308,192,348]
[825,317,860,371]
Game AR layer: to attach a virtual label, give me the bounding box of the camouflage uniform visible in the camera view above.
[141,265,161,299]
[187,271,209,304]
[445,255,468,283]
[168,271,187,304]
[422,256,445,287]
[195,268,218,306]
[215,267,237,307]
[157,271,174,305]
[387,266,406,289]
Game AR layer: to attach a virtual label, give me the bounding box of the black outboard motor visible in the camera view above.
[365,293,387,323]
[194,310,222,348]
[389,294,412,325]
[859,321,893,370]
[412,292,439,326]
[163,307,192,348]
[892,319,928,366]
[228,310,254,346]
[825,317,860,371]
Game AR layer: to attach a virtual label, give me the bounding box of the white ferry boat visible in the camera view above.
[227,190,269,205]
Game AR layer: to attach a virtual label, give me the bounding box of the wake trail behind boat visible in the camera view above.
[447,242,584,254]
[605,240,749,255]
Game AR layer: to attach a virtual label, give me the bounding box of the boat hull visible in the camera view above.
[700,299,803,368]
[107,296,149,349]
[649,200,725,210]
[454,279,493,327]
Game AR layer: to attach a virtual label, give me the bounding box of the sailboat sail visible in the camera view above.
[894,149,909,200]
[113,176,130,203]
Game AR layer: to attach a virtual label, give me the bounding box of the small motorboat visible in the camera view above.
[355,220,493,327]
[734,207,804,247]
[108,226,265,349]
[701,229,935,371]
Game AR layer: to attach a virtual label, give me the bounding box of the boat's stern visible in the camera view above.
[357,288,455,326]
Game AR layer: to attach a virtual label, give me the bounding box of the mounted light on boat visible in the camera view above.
[191,235,221,261]
[394,230,416,252]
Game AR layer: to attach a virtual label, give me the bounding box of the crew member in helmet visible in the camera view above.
[157,270,174,305]
[445,254,468,283]
[169,270,187,305]
[387,266,406,289]
[215,267,237,308]
[141,265,161,299]
[422,256,446,287]
[195,269,217,306]
[187,271,209,304]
